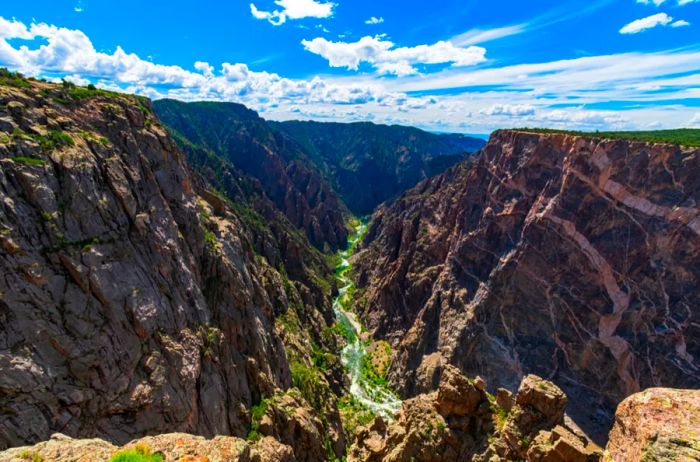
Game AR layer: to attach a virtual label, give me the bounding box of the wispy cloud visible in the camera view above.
[364,16,384,25]
[636,0,668,6]
[451,24,527,46]
[250,0,335,26]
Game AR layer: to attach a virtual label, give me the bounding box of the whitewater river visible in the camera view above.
[332,222,402,420]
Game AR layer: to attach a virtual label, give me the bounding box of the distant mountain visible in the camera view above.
[153,99,349,251]
[271,120,485,215]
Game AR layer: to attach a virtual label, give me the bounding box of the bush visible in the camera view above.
[109,444,163,462]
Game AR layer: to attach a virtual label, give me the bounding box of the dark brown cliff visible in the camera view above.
[0,78,342,456]
[353,129,700,441]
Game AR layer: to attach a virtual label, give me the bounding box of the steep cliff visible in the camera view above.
[152,100,350,252]
[0,76,344,457]
[354,129,700,440]
[271,121,485,215]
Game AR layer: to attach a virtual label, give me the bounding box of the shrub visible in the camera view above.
[109,443,163,462]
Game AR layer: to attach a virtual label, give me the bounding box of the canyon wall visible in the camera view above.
[354,129,700,440]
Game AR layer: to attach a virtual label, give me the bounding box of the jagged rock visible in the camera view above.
[604,388,700,462]
[354,129,700,440]
[528,426,602,462]
[257,390,327,462]
[350,368,597,462]
[0,432,300,462]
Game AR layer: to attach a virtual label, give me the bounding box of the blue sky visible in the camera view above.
[1,0,699,133]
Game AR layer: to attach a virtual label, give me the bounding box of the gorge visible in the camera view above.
[0,73,698,462]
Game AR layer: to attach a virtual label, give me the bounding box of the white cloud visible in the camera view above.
[620,13,674,34]
[678,0,699,5]
[250,0,335,26]
[671,19,691,27]
[636,0,668,6]
[1,16,699,134]
[452,24,527,46]
[481,104,536,116]
[687,113,700,127]
[364,16,384,25]
[301,35,487,76]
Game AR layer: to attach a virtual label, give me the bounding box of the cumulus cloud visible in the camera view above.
[365,16,384,25]
[250,0,335,26]
[301,35,486,76]
[671,19,691,27]
[0,16,398,109]
[480,104,536,116]
[619,13,677,34]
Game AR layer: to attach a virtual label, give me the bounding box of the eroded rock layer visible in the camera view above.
[354,129,700,439]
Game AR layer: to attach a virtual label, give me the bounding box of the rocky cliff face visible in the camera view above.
[152,100,350,252]
[354,129,700,440]
[0,78,343,456]
[271,121,485,215]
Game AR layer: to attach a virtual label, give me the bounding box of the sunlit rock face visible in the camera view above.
[0,79,338,451]
[354,129,700,441]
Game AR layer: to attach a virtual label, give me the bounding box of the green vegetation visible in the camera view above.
[337,394,376,439]
[18,450,44,462]
[11,127,74,152]
[79,130,110,146]
[290,360,327,412]
[360,341,392,388]
[109,444,163,462]
[10,156,46,166]
[517,127,700,148]
[0,68,30,89]
[247,397,270,441]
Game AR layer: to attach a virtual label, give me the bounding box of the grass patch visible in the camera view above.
[516,128,700,148]
[109,443,163,462]
[10,156,46,166]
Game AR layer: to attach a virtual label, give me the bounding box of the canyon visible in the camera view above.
[0,74,698,462]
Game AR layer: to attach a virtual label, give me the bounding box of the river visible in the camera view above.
[332,221,402,420]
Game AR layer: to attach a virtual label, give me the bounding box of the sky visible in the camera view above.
[1,0,699,134]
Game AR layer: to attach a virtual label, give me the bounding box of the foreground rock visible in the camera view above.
[350,366,602,462]
[604,388,700,462]
[0,432,295,462]
[354,129,700,439]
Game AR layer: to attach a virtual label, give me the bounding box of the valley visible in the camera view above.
[0,73,698,462]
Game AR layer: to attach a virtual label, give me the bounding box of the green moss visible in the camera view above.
[18,450,44,462]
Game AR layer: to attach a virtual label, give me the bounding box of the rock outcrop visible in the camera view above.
[270,120,485,215]
[0,432,296,462]
[0,77,340,452]
[604,388,700,462]
[354,129,700,440]
[349,366,602,462]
